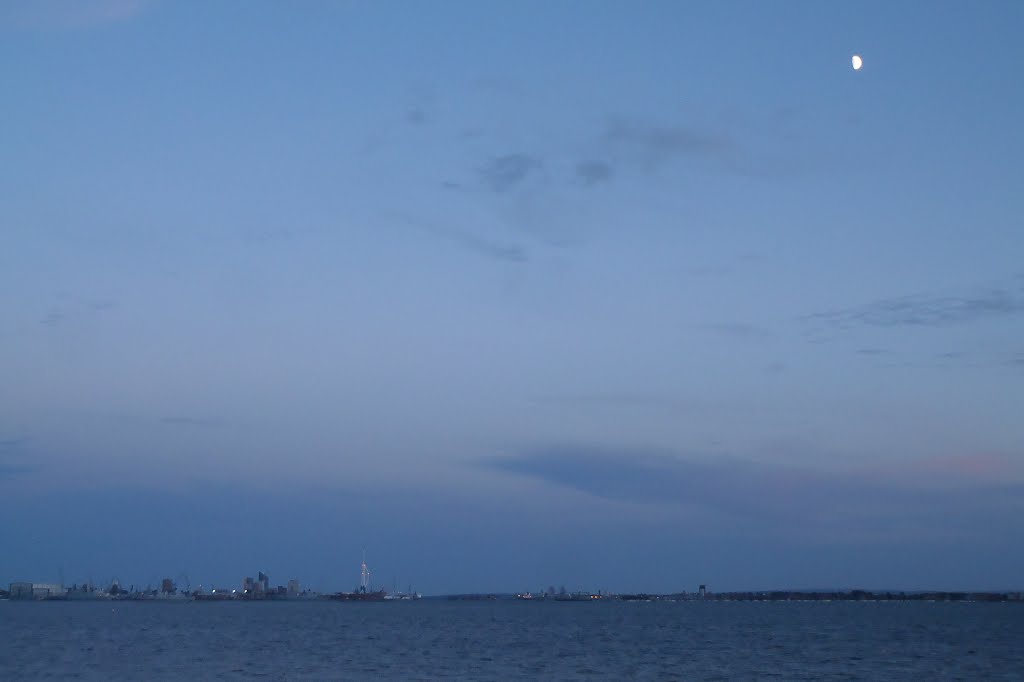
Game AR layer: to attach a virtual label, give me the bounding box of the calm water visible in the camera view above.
[2,600,1022,680]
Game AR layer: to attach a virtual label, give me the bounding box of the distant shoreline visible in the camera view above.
[3,589,1022,603]
[462,590,1024,603]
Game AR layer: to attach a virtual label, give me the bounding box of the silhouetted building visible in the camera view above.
[10,582,64,599]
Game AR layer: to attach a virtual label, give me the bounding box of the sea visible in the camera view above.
[2,600,1022,680]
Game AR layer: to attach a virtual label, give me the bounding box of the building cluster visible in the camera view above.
[8,582,65,600]
[5,579,188,601]
[234,572,304,599]
[509,584,711,601]
[2,554,414,602]
[4,571,312,602]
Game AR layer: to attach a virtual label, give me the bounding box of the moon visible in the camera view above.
[852,55,863,70]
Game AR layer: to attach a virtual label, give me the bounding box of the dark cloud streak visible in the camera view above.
[161,416,225,428]
[443,229,528,263]
[478,154,542,192]
[482,446,1021,536]
[604,119,728,170]
[807,287,1024,330]
[396,213,528,263]
[40,311,65,326]
[702,323,773,340]
[575,160,613,186]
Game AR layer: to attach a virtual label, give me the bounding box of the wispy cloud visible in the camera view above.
[38,296,116,328]
[40,311,65,326]
[453,115,735,224]
[478,154,542,192]
[529,392,680,409]
[702,322,773,340]
[806,285,1024,330]
[446,231,528,262]
[575,160,613,186]
[484,446,833,518]
[603,118,728,171]
[2,0,155,30]
[87,300,117,312]
[396,213,528,263]
[161,416,225,428]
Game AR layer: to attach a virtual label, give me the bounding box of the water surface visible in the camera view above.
[2,600,1021,679]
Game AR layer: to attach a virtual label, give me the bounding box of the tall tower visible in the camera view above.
[360,551,370,593]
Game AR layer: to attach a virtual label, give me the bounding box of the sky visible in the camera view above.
[2,0,1023,594]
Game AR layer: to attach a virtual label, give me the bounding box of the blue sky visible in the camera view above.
[2,0,1023,593]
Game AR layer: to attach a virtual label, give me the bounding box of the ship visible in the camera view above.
[384,585,422,601]
[328,589,387,601]
[193,586,235,601]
